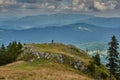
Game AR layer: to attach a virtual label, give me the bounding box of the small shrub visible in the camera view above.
[87,61,95,73]
[100,71,108,79]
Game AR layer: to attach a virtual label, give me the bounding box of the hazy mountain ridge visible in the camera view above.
[0,13,94,30]
[0,13,120,30]
[0,22,120,45]
[80,17,120,28]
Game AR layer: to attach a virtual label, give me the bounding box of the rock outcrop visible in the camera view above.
[22,45,88,72]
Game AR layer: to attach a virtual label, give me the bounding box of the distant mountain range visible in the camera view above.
[0,13,93,30]
[80,17,120,28]
[0,13,120,30]
[0,22,120,46]
[0,13,120,51]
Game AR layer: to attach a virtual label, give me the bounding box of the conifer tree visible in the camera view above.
[93,50,101,66]
[106,35,119,80]
[18,42,23,49]
[6,41,23,62]
[0,44,6,65]
[0,41,23,65]
[0,44,6,54]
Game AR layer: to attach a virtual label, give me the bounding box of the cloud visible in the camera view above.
[94,1,106,10]
[71,0,118,11]
[78,27,92,32]
[0,0,120,12]
[14,25,33,30]
[0,0,61,9]
[94,1,117,11]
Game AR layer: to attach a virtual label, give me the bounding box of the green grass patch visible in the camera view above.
[9,60,49,70]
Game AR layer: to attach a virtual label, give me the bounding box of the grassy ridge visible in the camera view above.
[0,60,93,80]
[0,43,111,80]
[27,43,91,65]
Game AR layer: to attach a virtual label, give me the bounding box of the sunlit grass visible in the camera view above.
[0,60,93,80]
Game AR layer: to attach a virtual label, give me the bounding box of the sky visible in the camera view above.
[0,0,120,17]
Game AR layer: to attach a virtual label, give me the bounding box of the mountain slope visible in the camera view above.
[0,61,92,80]
[0,43,111,80]
[21,43,111,80]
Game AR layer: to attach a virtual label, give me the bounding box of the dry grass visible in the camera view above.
[0,61,93,80]
[0,68,32,80]
[30,68,93,80]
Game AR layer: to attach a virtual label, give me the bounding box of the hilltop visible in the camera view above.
[0,43,112,80]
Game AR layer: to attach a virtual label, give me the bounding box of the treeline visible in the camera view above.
[90,35,120,80]
[0,41,23,66]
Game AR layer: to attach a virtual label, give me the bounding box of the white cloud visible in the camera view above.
[78,27,92,32]
[71,0,118,11]
[0,0,119,12]
[94,1,106,10]
[14,25,33,30]
[0,0,16,5]
[94,1,117,11]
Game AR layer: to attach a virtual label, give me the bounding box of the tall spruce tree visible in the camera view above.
[106,35,119,80]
